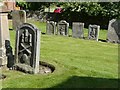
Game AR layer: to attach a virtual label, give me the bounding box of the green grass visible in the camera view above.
[2,19,118,88]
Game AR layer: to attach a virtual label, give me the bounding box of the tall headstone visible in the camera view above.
[107,19,120,43]
[46,21,56,35]
[12,10,26,30]
[0,13,10,66]
[88,25,100,41]
[15,23,40,74]
[57,20,69,36]
[72,22,84,38]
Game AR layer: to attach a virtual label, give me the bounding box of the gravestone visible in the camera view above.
[107,19,120,43]
[46,21,56,35]
[88,25,100,41]
[14,23,40,74]
[0,13,10,66]
[72,22,84,38]
[12,10,26,30]
[57,20,69,36]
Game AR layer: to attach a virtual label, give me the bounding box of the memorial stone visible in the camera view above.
[12,10,26,30]
[46,21,56,35]
[107,19,120,43]
[57,20,69,36]
[0,13,10,66]
[72,22,84,38]
[15,23,40,74]
[88,25,100,41]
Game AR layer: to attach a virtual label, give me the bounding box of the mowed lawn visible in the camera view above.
[2,19,118,88]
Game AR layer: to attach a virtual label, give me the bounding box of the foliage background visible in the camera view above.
[16,2,120,29]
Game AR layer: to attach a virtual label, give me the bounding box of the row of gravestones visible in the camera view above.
[47,20,100,41]
[46,19,120,43]
[11,10,120,43]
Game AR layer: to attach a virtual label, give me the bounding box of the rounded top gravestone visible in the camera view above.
[14,23,41,74]
[57,20,69,36]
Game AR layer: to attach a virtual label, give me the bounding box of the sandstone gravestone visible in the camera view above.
[12,10,26,30]
[14,23,40,74]
[57,20,69,36]
[88,25,100,41]
[107,19,120,43]
[46,21,56,35]
[0,13,10,66]
[72,22,84,38]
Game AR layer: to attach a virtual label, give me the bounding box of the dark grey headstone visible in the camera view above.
[107,19,120,43]
[72,22,84,38]
[46,21,56,35]
[15,23,40,74]
[88,25,100,41]
[57,20,69,36]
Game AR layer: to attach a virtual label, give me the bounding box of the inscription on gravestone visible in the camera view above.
[72,22,84,38]
[46,21,56,35]
[88,25,100,41]
[107,19,120,43]
[57,20,69,36]
[12,10,26,30]
[15,23,40,74]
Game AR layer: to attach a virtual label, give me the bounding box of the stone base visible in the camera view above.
[0,56,7,66]
[0,48,7,66]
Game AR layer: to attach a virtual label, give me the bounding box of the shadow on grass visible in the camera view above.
[2,76,119,90]
[49,76,118,88]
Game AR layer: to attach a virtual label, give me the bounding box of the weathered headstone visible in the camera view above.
[46,21,56,35]
[12,10,26,30]
[72,22,84,38]
[0,13,10,66]
[88,25,100,41]
[14,23,40,74]
[107,19,120,43]
[57,20,69,36]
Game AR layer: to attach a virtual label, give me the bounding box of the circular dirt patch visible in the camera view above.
[39,61,55,74]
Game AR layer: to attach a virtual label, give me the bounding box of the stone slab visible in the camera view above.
[72,22,84,38]
[107,19,120,43]
[46,21,56,35]
[0,13,10,66]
